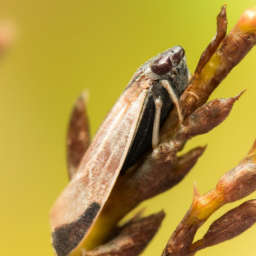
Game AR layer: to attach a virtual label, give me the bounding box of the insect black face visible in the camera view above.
[151,46,185,76]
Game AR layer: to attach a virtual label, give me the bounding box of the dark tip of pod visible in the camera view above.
[151,56,173,76]
[171,48,185,66]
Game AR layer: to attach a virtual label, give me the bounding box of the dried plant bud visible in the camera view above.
[67,92,90,180]
[183,92,243,137]
[158,92,241,159]
[191,200,256,252]
[84,211,165,256]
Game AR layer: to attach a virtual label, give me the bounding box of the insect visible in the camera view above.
[50,45,190,256]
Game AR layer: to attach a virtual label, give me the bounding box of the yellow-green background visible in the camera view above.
[1,1,256,255]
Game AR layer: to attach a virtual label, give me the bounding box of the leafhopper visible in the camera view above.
[50,45,190,256]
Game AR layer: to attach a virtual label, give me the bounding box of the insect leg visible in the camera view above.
[161,79,183,124]
[152,97,162,149]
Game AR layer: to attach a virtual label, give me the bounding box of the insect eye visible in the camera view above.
[170,48,185,66]
[151,56,172,76]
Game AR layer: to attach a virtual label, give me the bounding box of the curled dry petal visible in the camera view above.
[191,200,256,252]
[67,92,90,180]
[84,211,165,256]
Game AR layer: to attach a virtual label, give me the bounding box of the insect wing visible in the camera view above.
[50,84,147,256]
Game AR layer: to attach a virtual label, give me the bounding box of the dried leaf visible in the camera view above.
[183,92,243,137]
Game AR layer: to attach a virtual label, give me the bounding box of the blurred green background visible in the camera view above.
[1,0,256,255]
